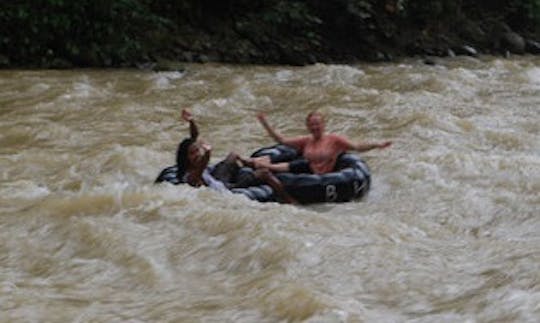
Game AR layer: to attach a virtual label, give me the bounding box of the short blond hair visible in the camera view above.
[306,111,324,123]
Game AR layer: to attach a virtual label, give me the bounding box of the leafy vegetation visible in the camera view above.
[1,0,540,67]
[0,0,167,67]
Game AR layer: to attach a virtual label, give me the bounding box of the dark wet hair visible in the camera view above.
[176,137,194,180]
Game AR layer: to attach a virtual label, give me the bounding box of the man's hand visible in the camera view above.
[378,141,392,149]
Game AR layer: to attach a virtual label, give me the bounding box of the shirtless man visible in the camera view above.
[254,111,392,174]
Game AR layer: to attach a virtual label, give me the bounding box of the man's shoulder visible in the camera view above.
[327,133,348,142]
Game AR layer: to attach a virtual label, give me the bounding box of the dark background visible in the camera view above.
[2,0,540,68]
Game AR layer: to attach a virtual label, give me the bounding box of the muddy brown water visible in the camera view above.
[1,56,539,322]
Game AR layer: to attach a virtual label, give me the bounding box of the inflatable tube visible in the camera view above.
[155,145,371,204]
[155,165,181,185]
[154,163,277,203]
[250,145,371,203]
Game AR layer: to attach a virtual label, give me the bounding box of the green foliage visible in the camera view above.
[400,1,464,27]
[234,1,322,62]
[508,0,540,27]
[346,0,374,20]
[0,0,169,66]
[2,0,540,67]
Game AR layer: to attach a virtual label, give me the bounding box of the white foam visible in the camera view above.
[525,67,540,83]
[275,70,294,82]
[0,180,50,199]
[150,71,185,89]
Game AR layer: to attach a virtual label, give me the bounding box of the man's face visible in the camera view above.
[306,115,325,139]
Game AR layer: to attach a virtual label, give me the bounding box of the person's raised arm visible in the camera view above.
[182,108,199,140]
[257,112,287,144]
[257,112,308,149]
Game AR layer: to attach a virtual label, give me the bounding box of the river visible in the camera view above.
[1,56,539,322]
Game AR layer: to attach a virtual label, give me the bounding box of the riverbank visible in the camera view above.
[2,1,540,69]
[25,22,540,71]
[148,19,540,68]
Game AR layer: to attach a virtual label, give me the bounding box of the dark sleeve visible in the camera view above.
[189,120,199,140]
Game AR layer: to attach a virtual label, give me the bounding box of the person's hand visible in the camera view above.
[378,141,392,149]
[181,108,193,122]
[237,156,255,168]
[200,140,212,152]
[192,142,211,165]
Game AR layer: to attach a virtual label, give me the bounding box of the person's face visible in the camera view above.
[306,114,325,139]
[187,139,210,168]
